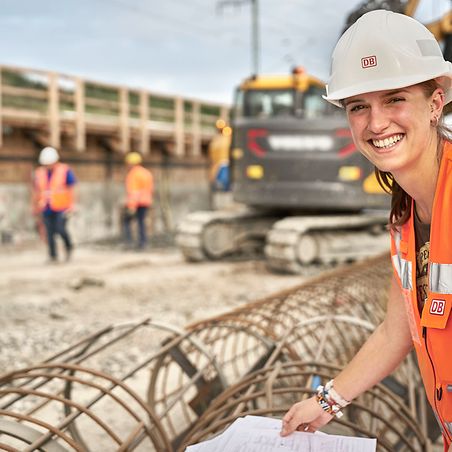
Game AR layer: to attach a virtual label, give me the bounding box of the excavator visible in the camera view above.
[176,0,452,274]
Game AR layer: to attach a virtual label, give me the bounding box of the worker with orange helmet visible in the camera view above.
[123,152,153,250]
[209,119,232,192]
[281,10,452,450]
[33,146,77,262]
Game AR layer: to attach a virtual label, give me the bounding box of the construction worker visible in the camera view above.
[123,152,153,250]
[208,119,232,210]
[281,10,452,451]
[209,119,231,192]
[33,146,76,262]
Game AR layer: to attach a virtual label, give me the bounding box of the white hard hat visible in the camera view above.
[39,146,59,165]
[324,10,452,107]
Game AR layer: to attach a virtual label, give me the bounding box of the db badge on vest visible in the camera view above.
[421,297,451,330]
[430,299,446,316]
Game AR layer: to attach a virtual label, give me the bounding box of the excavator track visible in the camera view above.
[176,210,279,261]
[177,210,390,273]
[265,213,389,273]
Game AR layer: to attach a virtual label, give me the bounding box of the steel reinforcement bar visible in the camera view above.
[0,253,437,450]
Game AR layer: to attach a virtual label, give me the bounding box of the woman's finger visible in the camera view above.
[281,412,303,436]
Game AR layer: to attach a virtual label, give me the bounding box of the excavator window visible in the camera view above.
[232,88,244,120]
[302,85,329,119]
[241,89,295,118]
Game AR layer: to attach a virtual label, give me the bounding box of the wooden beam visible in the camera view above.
[75,78,86,152]
[192,101,201,156]
[139,90,150,155]
[119,87,130,153]
[174,97,184,156]
[48,72,60,148]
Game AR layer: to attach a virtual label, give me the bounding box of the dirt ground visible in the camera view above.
[0,243,445,451]
[0,242,306,373]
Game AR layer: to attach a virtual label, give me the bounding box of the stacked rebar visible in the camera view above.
[0,320,214,451]
[178,362,428,452]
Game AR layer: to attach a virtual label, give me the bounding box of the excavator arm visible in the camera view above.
[345,0,451,53]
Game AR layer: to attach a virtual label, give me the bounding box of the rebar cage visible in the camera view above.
[0,253,439,451]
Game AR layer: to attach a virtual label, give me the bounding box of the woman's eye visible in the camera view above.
[349,105,365,112]
[389,97,404,104]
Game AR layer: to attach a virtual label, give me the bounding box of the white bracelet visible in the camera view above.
[325,379,350,408]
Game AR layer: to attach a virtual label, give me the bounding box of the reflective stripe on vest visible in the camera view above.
[401,259,413,290]
[430,262,452,294]
[391,230,413,290]
[447,423,452,436]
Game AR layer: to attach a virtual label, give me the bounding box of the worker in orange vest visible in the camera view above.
[281,11,452,450]
[33,146,76,262]
[123,152,153,250]
[208,119,231,192]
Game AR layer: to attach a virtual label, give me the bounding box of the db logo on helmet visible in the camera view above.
[430,299,446,316]
[361,55,377,68]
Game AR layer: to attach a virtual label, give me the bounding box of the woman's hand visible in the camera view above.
[280,396,333,436]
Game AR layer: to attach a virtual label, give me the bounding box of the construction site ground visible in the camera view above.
[0,242,306,373]
[0,242,445,450]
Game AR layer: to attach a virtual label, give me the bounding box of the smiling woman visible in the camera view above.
[280,9,452,452]
[344,84,441,181]
[345,81,447,229]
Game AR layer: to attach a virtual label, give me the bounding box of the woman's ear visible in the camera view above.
[430,88,445,119]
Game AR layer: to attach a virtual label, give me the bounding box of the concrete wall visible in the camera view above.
[0,129,211,246]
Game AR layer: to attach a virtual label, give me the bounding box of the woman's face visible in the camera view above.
[344,84,441,176]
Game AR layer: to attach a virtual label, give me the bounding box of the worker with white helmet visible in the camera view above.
[281,10,452,449]
[123,151,153,250]
[33,146,77,262]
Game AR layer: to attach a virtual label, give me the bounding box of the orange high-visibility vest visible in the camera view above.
[126,165,153,209]
[391,140,452,448]
[35,163,74,212]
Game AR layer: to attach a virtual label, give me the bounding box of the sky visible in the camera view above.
[0,0,449,105]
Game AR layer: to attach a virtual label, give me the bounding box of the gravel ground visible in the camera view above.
[0,243,444,451]
[0,243,306,373]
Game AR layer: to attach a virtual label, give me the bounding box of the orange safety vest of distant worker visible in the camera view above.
[391,140,452,447]
[126,165,153,209]
[35,163,74,212]
[208,130,231,183]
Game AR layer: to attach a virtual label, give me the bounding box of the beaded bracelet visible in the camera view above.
[315,380,351,418]
[315,385,344,418]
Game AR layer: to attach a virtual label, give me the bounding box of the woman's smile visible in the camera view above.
[345,85,437,174]
[370,133,404,151]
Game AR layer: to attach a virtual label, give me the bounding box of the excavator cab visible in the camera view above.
[229,68,389,213]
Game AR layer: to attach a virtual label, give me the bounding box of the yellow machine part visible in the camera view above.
[231,148,244,160]
[239,67,324,93]
[338,166,362,181]
[363,172,387,194]
[246,165,264,179]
